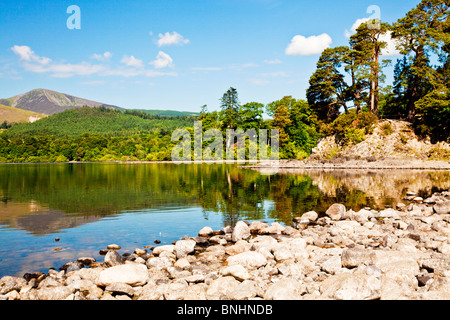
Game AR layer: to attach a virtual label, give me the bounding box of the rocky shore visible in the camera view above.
[1,190,450,300]
[241,158,450,171]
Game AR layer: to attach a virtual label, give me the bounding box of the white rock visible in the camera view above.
[326,204,346,221]
[320,273,381,300]
[379,208,401,220]
[221,265,251,281]
[227,251,267,270]
[152,245,175,256]
[174,239,196,259]
[264,278,304,300]
[301,211,319,223]
[145,257,173,269]
[231,221,251,242]
[434,201,450,214]
[96,263,149,287]
[198,226,213,237]
[206,276,240,300]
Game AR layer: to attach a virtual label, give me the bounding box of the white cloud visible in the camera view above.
[345,18,370,38]
[264,59,282,64]
[22,61,105,78]
[157,32,190,47]
[380,32,402,56]
[285,34,332,56]
[11,45,51,65]
[345,19,401,56]
[11,45,177,78]
[150,51,174,69]
[91,52,112,61]
[120,55,144,68]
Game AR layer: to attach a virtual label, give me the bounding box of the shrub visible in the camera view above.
[381,122,394,136]
[326,110,378,146]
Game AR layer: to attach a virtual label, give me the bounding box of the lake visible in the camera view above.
[1,162,449,277]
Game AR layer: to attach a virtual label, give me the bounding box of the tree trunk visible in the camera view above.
[407,45,425,121]
[371,45,380,116]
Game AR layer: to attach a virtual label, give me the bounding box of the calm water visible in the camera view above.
[0,162,449,277]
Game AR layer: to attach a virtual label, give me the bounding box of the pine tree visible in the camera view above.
[392,0,449,120]
[306,47,349,122]
[350,21,391,116]
[219,87,240,130]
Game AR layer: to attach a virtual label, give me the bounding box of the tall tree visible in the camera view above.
[350,21,391,116]
[306,47,349,122]
[307,46,371,120]
[219,87,240,130]
[238,102,264,131]
[271,103,291,148]
[391,0,449,120]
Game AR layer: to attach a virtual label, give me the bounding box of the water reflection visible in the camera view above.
[0,163,449,277]
[0,163,449,234]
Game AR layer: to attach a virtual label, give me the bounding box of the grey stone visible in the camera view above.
[227,251,268,270]
[104,250,124,267]
[326,204,346,221]
[434,201,450,214]
[174,239,196,259]
[198,226,214,237]
[264,278,304,300]
[231,221,251,242]
[341,248,376,269]
[37,286,72,300]
[221,265,251,281]
[320,273,381,300]
[206,276,240,300]
[96,263,149,287]
[105,282,135,297]
[0,276,27,295]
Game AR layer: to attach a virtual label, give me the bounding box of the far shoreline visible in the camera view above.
[0,158,449,170]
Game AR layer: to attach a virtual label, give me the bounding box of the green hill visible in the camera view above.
[2,106,197,138]
[0,104,47,124]
[127,109,200,117]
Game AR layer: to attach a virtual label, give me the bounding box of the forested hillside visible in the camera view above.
[3,106,196,138]
[0,0,448,163]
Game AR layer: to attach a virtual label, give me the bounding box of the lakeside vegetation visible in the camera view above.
[0,0,448,163]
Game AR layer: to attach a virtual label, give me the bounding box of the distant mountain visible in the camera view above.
[0,89,200,118]
[0,89,120,115]
[0,104,47,124]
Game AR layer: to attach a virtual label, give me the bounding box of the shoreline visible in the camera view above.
[0,158,449,170]
[1,189,449,300]
[240,158,450,171]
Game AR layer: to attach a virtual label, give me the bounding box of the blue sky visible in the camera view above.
[0,0,421,112]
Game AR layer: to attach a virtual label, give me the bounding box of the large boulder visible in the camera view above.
[434,201,450,214]
[104,250,124,267]
[206,276,240,300]
[174,239,196,259]
[0,276,27,295]
[231,221,251,242]
[320,273,381,300]
[227,251,267,270]
[96,263,149,287]
[263,278,304,300]
[326,204,346,221]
